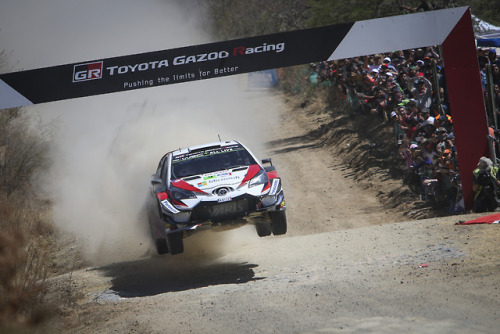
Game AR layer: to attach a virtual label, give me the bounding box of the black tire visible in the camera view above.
[269,210,287,235]
[255,222,272,237]
[167,231,184,255]
[155,238,169,255]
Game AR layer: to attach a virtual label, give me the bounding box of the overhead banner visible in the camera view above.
[0,7,469,110]
[0,24,354,110]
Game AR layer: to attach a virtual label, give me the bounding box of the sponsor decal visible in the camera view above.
[208,175,240,183]
[269,178,280,196]
[73,61,103,82]
[173,152,204,163]
[106,60,169,75]
[217,196,232,203]
[232,42,285,56]
[172,144,244,163]
[73,42,285,82]
[197,181,207,188]
[204,175,216,180]
[173,51,230,65]
[160,199,180,214]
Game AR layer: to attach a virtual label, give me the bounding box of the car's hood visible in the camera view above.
[173,164,261,194]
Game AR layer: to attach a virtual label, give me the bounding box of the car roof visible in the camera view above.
[171,140,242,157]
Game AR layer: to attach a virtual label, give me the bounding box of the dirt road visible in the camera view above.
[49,91,500,333]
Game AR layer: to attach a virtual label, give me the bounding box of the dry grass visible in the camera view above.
[0,109,64,332]
[0,193,56,331]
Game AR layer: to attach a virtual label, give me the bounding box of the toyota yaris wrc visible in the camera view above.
[147,140,287,255]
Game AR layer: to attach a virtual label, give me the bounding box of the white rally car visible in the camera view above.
[147,140,287,255]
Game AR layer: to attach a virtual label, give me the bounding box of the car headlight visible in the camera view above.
[170,187,197,201]
[249,169,269,188]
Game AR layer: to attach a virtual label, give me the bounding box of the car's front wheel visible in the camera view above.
[269,210,287,235]
[255,221,272,237]
[167,231,184,255]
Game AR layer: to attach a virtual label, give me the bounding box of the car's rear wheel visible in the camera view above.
[155,238,169,255]
[167,231,184,255]
[270,210,287,235]
[255,221,272,237]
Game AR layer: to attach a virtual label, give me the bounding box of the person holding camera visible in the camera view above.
[472,157,500,213]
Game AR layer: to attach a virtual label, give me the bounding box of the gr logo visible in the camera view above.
[73,61,103,82]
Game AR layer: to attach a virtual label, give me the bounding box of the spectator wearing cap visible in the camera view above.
[421,57,434,77]
[472,156,500,212]
[414,113,436,143]
[435,129,455,161]
[392,108,407,141]
[407,64,421,81]
[381,57,398,72]
[415,60,426,75]
[410,77,433,111]
[435,127,450,142]
[410,143,433,196]
[420,138,438,165]
[364,68,379,87]
[435,63,445,87]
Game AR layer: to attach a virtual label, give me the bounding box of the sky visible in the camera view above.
[0,0,209,69]
[0,0,281,263]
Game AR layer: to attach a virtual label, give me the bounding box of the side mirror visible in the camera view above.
[151,176,162,185]
[262,158,272,166]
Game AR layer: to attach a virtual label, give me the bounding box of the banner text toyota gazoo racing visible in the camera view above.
[0,22,355,108]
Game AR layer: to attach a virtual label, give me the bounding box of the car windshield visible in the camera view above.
[171,145,257,179]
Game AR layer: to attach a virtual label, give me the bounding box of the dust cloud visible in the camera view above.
[21,1,281,264]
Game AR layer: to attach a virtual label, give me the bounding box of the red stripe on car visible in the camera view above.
[156,192,168,201]
[239,164,261,187]
[171,179,207,194]
[266,170,278,179]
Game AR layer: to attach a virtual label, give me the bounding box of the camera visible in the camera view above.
[476,171,494,186]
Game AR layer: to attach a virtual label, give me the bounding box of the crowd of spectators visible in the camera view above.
[309,45,500,213]
[478,48,500,127]
[309,47,464,213]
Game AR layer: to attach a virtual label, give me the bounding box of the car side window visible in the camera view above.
[155,154,166,174]
[160,156,169,181]
[154,154,169,182]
